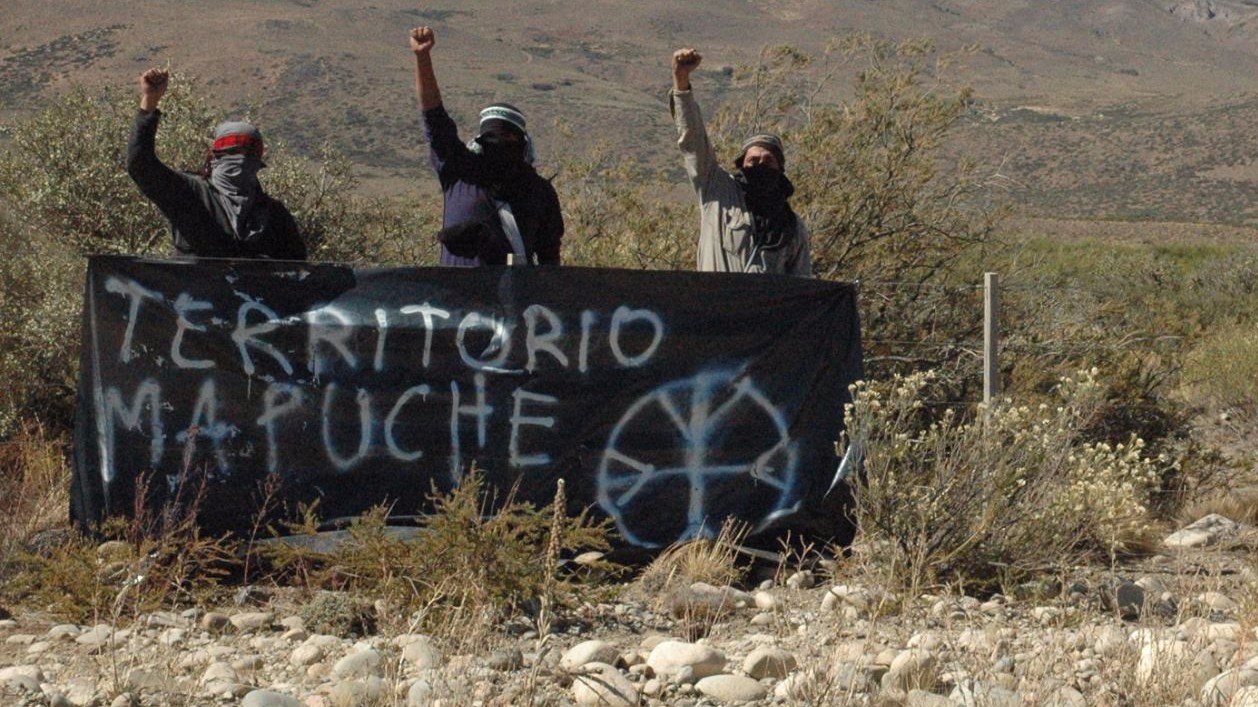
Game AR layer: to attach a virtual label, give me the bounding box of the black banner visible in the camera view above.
[72,256,862,548]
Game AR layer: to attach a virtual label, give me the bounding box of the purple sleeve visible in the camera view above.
[422,104,470,178]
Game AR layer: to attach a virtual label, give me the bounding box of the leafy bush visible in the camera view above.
[0,76,443,437]
[844,368,1160,594]
[556,138,692,270]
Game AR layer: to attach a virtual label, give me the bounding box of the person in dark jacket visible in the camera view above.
[409,26,563,266]
[126,68,306,260]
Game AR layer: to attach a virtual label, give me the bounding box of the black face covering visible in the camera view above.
[736,165,798,250]
[470,133,529,197]
[478,135,526,166]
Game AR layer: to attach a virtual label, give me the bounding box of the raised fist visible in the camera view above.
[672,48,702,75]
[410,26,435,56]
[139,68,170,111]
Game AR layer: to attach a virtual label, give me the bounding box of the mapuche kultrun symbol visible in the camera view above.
[597,370,798,547]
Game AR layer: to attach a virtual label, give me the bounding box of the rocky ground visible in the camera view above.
[1,514,1256,707]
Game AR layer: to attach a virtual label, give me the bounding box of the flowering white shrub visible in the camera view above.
[842,368,1159,591]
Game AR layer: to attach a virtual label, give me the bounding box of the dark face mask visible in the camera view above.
[740,164,785,195]
[477,135,527,168]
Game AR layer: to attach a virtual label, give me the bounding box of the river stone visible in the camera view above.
[750,613,774,626]
[1110,582,1145,620]
[62,679,101,707]
[486,647,524,671]
[646,641,726,684]
[571,662,639,707]
[407,678,432,707]
[1200,592,1240,613]
[753,591,777,611]
[950,681,1020,707]
[1203,668,1258,706]
[47,624,82,641]
[822,585,875,613]
[1165,514,1242,548]
[0,665,44,683]
[743,647,797,679]
[907,690,954,707]
[291,643,324,667]
[75,624,114,647]
[0,673,40,693]
[1137,640,1189,684]
[330,677,385,706]
[333,648,382,678]
[882,650,939,693]
[786,570,815,590]
[695,674,768,703]
[201,662,238,684]
[241,690,303,707]
[201,612,230,633]
[230,612,274,632]
[127,667,172,692]
[1043,686,1087,707]
[110,693,139,707]
[402,636,443,671]
[561,640,620,672]
[1206,622,1242,642]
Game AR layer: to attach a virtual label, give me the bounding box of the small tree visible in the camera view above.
[712,36,1003,386]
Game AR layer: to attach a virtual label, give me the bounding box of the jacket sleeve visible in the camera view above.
[422,104,472,182]
[126,109,203,231]
[669,89,722,199]
[788,220,813,278]
[535,179,564,266]
[127,109,192,193]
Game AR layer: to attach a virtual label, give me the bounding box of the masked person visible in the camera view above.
[669,49,811,277]
[410,26,563,266]
[126,68,306,260]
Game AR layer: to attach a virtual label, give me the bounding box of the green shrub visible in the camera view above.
[844,368,1160,594]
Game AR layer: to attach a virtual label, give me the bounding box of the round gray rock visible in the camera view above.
[561,640,621,672]
[240,690,302,707]
[742,647,797,679]
[696,674,768,703]
[572,662,639,707]
[647,641,726,684]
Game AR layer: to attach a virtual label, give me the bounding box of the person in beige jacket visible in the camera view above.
[669,48,812,277]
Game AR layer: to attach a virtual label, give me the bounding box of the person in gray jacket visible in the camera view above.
[669,48,811,277]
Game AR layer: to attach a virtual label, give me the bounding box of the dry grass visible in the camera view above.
[0,420,69,557]
[1181,325,1258,420]
[634,518,748,597]
[1178,488,1258,528]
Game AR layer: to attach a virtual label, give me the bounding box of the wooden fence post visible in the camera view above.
[984,272,1001,406]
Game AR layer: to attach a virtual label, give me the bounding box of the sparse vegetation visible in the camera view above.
[259,472,615,643]
[844,368,1163,595]
[0,21,1256,706]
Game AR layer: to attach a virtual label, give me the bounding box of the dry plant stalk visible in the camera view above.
[536,477,566,639]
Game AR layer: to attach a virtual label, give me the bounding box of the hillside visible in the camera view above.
[4,0,1258,221]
